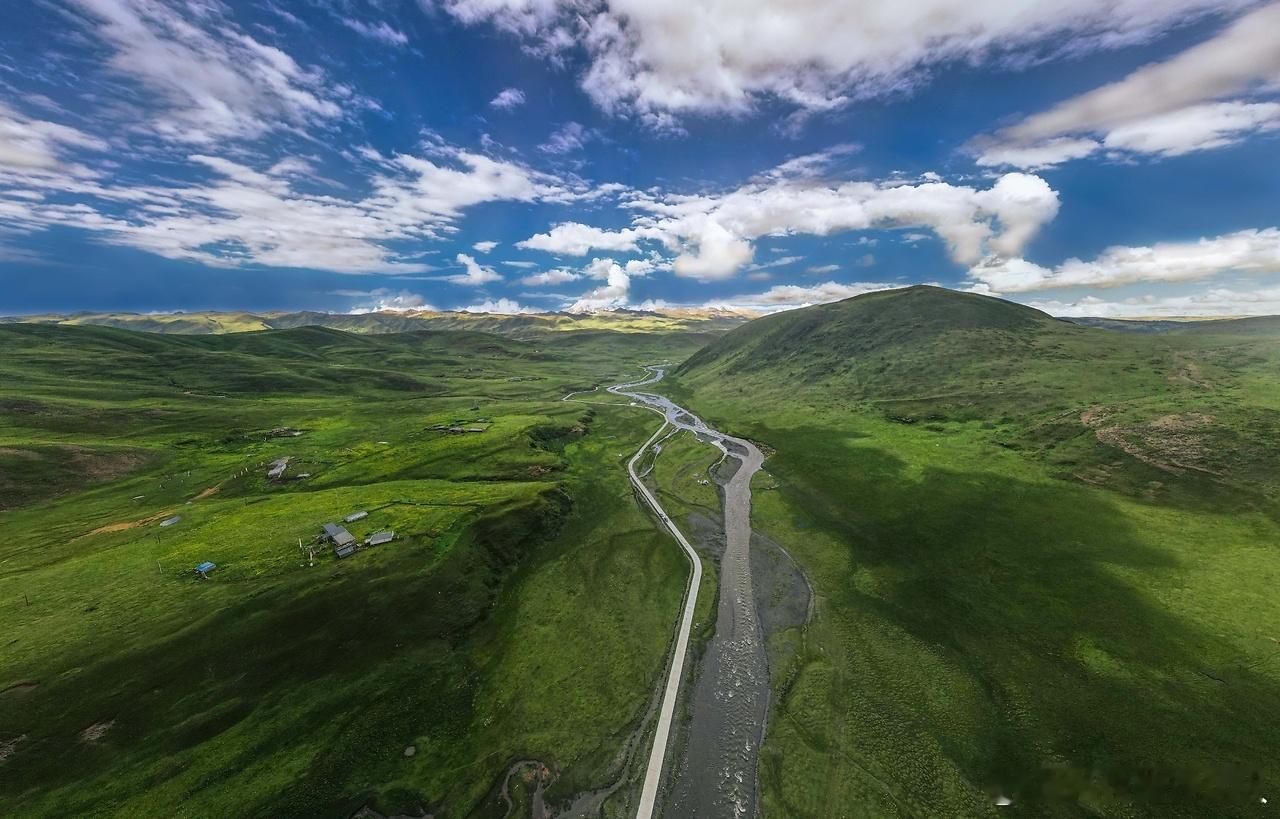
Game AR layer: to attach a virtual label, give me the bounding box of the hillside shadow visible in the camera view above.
[0,494,567,817]
[759,424,1280,814]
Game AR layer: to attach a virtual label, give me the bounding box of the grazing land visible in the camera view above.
[3,288,1279,819]
[667,286,1280,817]
[0,324,711,817]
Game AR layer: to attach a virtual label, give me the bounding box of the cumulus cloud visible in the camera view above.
[968,227,1280,293]
[521,268,582,286]
[432,0,1244,127]
[518,222,649,255]
[519,158,1059,280]
[445,253,503,285]
[346,289,437,313]
[62,0,352,143]
[976,4,1280,168]
[707,280,899,312]
[472,240,499,252]
[566,263,632,311]
[461,297,531,313]
[489,87,527,110]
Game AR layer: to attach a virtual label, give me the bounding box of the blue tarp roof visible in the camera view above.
[195,561,216,573]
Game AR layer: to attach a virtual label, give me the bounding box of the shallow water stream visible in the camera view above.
[609,368,770,819]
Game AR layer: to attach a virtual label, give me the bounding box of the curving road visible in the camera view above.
[608,366,768,819]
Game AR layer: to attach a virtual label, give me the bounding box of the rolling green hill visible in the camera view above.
[667,286,1280,817]
[0,323,711,817]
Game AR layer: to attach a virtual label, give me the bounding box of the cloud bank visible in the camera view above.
[432,0,1246,128]
[520,157,1060,280]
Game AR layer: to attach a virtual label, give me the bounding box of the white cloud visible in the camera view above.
[445,252,503,285]
[0,136,600,273]
[707,280,898,312]
[461,297,531,313]
[806,263,840,274]
[434,0,1243,126]
[347,289,437,313]
[566,264,631,312]
[976,4,1280,168]
[519,159,1059,280]
[502,260,539,268]
[341,17,409,46]
[539,121,595,154]
[749,254,802,271]
[968,227,1280,293]
[64,0,350,143]
[489,87,527,110]
[472,240,499,252]
[975,138,1102,170]
[1025,283,1280,317]
[521,268,581,285]
[1101,101,1280,157]
[0,104,106,175]
[518,222,649,254]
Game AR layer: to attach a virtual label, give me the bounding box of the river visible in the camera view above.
[609,366,770,819]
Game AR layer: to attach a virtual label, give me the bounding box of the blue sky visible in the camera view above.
[1,0,1277,317]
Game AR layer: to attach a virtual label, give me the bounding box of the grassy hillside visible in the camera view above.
[1,307,751,339]
[668,286,1280,817]
[0,324,709,817]
[1069,315,1280,335]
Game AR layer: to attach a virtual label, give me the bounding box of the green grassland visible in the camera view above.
[0,323,707,816]
[668,286,1280,817]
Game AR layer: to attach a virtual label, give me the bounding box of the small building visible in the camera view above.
[322,522,356,549]
[365,530,394,547]
[159,515,181,527]
[344,511,368,523]
[334,542,357,559]
[267,457,291,480]
[194,561,216,577]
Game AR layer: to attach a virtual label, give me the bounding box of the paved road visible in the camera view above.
[608,366,767,819]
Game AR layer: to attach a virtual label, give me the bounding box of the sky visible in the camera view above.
[0,0,1278,318]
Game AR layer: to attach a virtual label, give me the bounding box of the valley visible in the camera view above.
[2,286,1278,818]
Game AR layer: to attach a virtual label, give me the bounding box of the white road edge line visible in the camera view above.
[627,415,702,819]
[563,368,702,818]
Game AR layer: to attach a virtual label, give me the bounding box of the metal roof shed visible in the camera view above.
[366,530,395,547]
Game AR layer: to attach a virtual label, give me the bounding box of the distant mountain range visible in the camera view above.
[0,307,755,338]
[7,302,1274,339]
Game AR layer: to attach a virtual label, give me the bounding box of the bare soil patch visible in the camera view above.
[80,720,114,743]
[76,509,175,540]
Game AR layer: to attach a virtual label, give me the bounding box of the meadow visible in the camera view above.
[0,323,707,817]
[668,287,1280,817]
